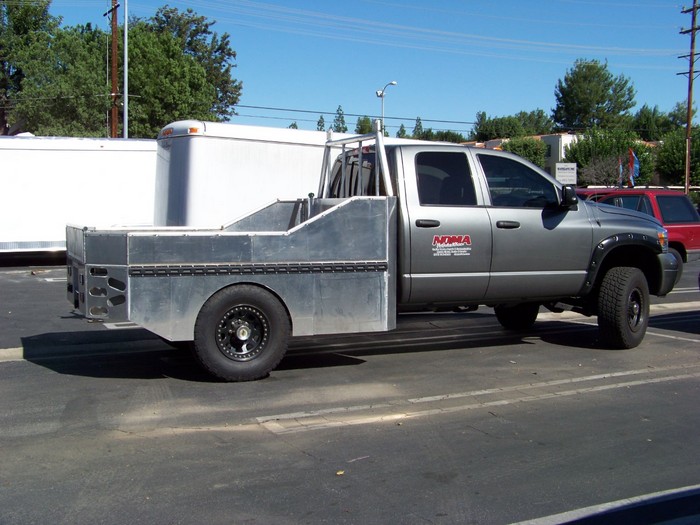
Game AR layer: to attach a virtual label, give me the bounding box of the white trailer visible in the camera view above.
[2,121,349,253]
[0,136,157,253]
[155,120,350,227]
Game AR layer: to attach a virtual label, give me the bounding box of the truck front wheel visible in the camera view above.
[193,285,290,381]
[494,303,540,331]
[597,267,649,349]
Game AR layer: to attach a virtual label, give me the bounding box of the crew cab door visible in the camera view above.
[474,151,593,300]
[400,148,492,304]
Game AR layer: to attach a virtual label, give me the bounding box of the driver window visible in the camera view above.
[478,154,557,208]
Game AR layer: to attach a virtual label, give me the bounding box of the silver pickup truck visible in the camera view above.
[67,126,678,381]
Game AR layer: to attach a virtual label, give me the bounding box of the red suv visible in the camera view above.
[578,188,700,281]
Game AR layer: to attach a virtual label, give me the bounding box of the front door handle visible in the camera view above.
[496,220,520,229]
[416,219,441,228]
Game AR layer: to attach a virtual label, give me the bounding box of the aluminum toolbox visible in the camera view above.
[67,196,397,341]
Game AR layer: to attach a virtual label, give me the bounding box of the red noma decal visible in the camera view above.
[432,235,472,246]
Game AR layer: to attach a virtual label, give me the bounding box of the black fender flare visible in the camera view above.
[579,232,662,296]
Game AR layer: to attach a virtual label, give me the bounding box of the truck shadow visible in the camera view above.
[20,329,212,382]
[649,310,700,335]
[19,310,695,382]
[0,252,66,268]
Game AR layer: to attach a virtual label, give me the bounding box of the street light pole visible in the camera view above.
[375,81,397,132]
[109,0,118,138]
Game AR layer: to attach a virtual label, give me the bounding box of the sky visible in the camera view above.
[48,0,692,136]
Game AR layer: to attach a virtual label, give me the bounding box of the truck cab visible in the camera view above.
[323,142,651,311]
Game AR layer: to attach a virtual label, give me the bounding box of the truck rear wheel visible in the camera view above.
[597,267,649,349]
[193,285,290,381]
[494,303,540,331]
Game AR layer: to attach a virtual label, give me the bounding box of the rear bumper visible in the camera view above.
[657,252,679,297]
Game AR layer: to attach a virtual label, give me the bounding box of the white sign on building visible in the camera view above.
[555,163,577,185]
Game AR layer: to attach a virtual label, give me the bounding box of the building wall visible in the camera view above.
[542,134,579,175]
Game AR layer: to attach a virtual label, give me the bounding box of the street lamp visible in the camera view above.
[376,80,397,131]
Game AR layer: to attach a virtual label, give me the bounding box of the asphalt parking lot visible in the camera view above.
[1,261,699,524]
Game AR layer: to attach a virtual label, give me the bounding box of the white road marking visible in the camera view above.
[103,322,139,330]
[407,364,700,404]
[257,365,700,435]
[0,347,24,362]
[645,330,700,343]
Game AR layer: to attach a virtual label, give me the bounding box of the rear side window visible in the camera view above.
[657,195,700,224]
[415,152,476,206]
[328,149,395,198]
[478,154,557,208]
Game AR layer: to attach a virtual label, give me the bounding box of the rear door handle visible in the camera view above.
[415,219,441,228]
[496,220,520,229]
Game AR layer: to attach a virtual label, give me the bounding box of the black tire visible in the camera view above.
[193,285,290,381]
[494,303,540,331]
[597,267,649,349]
[669,247,683,285]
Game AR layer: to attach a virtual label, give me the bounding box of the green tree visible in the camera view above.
[5,4,241,137]
[667,101,695,128]
[332,105,347,133]
[288,121,298,129]
[516,109,554,136]
[629,102,691,142]
[563,128,652,186]
[553,59,636,131]
[11,24,110,136]
[151,6,241,120]
[433,130,466,143]
[470,110,553,141]
[656,128,700,186]
[632,104,668,141]
[412,117,423,138]
[414,127,435,141]
[0,0,59,134]
[396,123,407,138]
[501,137,547,169]
[470,111,523,141]
[316,115,325,131]
[355,115,372,134]
[126,21,215,138]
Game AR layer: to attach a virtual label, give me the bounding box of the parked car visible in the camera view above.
[578,187,700,282]
[575,187,615,202]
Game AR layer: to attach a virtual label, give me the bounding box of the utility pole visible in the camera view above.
[123,0,128,138]
[680,0,699,194]
[104,1,120,138]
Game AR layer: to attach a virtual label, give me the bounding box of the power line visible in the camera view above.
[236,104,476,127]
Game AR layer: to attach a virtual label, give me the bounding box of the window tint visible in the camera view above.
[658,195,700,224]
[415,152,476,206]
[478,154,557,208]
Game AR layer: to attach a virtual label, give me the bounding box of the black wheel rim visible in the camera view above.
[215,305,269,361]
[627,288,645,332]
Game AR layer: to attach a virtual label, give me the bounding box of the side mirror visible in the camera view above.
[561,185,579,208]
